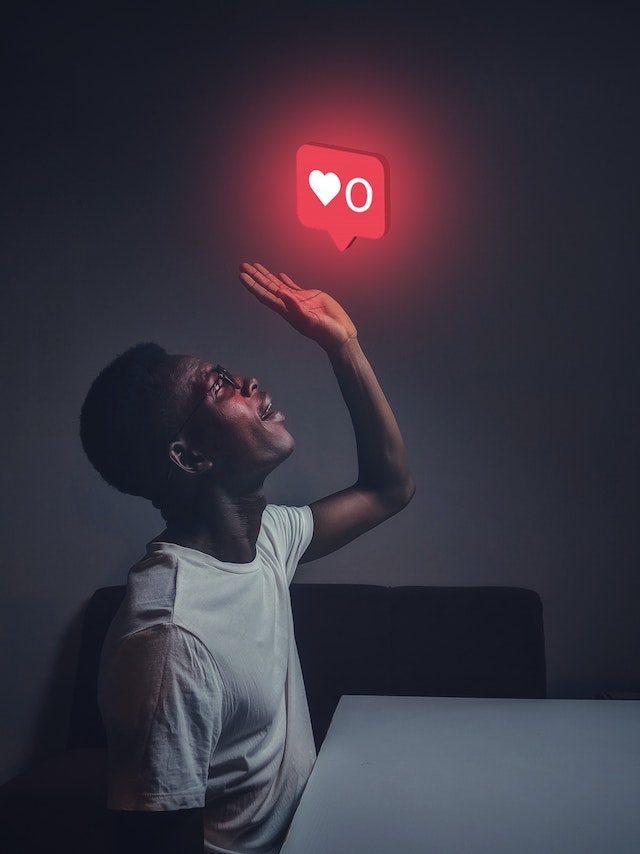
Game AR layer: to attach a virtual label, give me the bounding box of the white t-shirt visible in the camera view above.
[98,504,316,854]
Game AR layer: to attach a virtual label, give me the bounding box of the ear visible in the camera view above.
[168,440,214,475]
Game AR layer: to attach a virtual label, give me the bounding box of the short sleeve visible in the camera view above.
[98,622,222,811]
[260,504,314,584]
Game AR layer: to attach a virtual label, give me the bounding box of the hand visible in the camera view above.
[239,262,357,352]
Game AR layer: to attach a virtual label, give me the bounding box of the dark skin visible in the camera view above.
[156,262,414,561]
[110,262,415,853]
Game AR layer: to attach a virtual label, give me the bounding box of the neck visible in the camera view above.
[157,483,267,563]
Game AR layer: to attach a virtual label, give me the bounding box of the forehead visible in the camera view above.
[165,355,217,398]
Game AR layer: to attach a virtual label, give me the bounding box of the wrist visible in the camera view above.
[325,333,361,363]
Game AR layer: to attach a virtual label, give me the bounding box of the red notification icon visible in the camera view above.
[296,143,390,250]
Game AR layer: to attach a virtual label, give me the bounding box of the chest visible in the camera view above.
[183,569,293,733]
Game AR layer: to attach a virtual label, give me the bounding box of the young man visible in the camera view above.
[80,262,414,854]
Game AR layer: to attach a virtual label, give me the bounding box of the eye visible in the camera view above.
[212,374,223,396]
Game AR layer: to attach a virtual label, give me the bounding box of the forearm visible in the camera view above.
[327,337,415,506]
[237,259,415,525]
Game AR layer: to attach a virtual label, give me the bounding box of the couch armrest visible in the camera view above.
[0,748,108,854]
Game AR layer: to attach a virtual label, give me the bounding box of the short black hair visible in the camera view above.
[80,343,176,501]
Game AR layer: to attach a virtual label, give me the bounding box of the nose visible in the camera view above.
[241,376,259,397]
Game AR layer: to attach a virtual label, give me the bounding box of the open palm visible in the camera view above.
[239,262,357,351]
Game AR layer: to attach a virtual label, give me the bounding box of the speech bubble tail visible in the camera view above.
[330,232,356,251]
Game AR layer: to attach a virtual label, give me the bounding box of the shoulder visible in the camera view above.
[258,505,314,583]
[261,504,313,539]
[260,504,314,555]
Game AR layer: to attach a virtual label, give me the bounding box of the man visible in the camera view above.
[80,262,414,853]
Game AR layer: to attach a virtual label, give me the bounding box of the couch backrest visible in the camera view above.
[290,584,546,748]
[67,584,546,751]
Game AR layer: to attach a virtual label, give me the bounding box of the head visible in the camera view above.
[79,343,294,513]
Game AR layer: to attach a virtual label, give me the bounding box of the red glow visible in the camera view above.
[190,52,490,308]
[296,143,389,251]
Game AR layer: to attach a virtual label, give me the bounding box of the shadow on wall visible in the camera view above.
[1,595,87,782]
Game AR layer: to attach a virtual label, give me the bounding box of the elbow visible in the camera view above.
[400,478,417,508]
[386,478,416,514]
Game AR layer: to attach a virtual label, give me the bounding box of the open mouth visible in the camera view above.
[260,396,284,422]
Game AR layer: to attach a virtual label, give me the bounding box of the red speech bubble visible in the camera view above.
[296,143,389,250]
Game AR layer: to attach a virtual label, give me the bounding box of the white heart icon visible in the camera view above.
[308,170,341,206]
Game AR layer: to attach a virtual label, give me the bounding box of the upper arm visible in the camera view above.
[100,624,222,812]
[108,807,203,854]
[301,482,414,564]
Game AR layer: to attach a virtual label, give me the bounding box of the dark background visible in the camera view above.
[2,1,638,783]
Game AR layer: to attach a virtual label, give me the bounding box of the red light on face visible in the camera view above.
[296,143,390,250]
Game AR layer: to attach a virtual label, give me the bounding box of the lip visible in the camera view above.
[259,394,272,419]
[260,393,285,422]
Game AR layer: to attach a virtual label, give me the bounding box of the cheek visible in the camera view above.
[187,414,228,458]
[195,402,293,463]
[210,411,262,456]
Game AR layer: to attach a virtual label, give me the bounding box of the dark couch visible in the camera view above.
[0,583,545,852]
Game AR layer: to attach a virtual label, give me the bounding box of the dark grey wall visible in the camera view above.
[2,2,638,783]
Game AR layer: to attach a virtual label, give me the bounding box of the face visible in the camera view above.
[167,355,295,483]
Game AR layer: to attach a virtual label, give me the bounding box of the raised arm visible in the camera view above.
[238,262,415,562]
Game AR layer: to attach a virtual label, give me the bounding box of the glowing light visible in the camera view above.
[297,143,389,250]
[192,48,490,304]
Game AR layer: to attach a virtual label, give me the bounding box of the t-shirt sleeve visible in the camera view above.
[99,622,222,811]
[261,504,314,584]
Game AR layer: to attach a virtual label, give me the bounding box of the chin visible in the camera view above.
[275,431,295,463]
[252,425,295,473]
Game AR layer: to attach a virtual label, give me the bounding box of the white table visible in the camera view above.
[281,695,640,854]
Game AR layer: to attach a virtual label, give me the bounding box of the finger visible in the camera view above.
[252,262,302,293]
[253,262,284,286]
[247,262,301,293]
[238,273,287,315]
[252,262,273,276]
[239,261,266,281]
[278,272,302,291]
[247,263,286,296]
[240,262,279,288]
[238,269,278,298]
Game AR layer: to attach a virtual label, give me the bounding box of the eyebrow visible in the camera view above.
[202,364,220,386]
[192,362,215,385]
[176,362,213,405]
